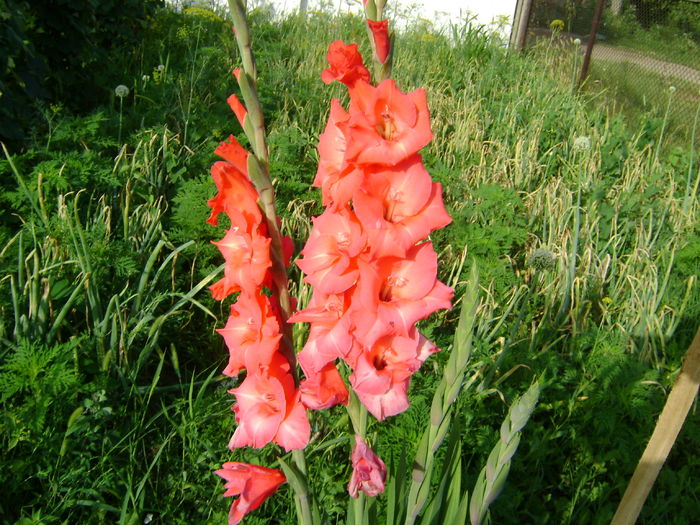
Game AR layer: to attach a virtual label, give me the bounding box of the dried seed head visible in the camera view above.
[115,85,129,98]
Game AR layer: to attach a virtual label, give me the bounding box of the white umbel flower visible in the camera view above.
[572,135,591,152]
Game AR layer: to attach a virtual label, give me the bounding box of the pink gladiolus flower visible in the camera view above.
[321,40,371,88]
[206,158,261,229]
[350,331,438,420]
[299,362,349,410]
[345,79,433,166]
[296,207,366,294]
[229,356,310,451]
[353,154,451,257]
[217,292,282,377]
[367,20,390,63]
[291,40,453,426]
[348,435,386,498]
[210,226,271,299]
[291,290,355,371]
[215,462,286,525]
[313,99,365,209]
[353,243,453,347]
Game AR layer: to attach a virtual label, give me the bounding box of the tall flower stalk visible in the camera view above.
[206,1,313,523]
[208,3,538,524]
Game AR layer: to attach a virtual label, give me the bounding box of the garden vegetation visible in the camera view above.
[0,1,698,523]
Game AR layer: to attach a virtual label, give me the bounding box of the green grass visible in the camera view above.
[1,3,699,524]
[587,58,700,150]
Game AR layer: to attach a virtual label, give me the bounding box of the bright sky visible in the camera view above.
[265,0,518,31]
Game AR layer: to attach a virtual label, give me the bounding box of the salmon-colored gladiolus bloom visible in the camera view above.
[350,331,438,420]
[215,462,286,525]
[291,290,355,372]
[353,243,454,347]
[296,207,366,294]
[313,99,365,209]
[299,362,349,410]
[229,355,310,451]
[348,435,387,498]
[206,157,261,229]
[352,154,451,258]
[217,292,282,377]
[321,40,371,88]
[345,79,433,166]
[210,225,271,299]
[367,20,390,63]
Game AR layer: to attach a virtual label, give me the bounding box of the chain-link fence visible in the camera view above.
[523,0,700,145]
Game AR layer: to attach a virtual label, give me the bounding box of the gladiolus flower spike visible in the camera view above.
[292,41,453,427]
[210,48,309,521]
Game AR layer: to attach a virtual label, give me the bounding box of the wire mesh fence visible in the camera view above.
[525,0,700,145]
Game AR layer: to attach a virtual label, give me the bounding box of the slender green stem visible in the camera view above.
[291,450,314,525]
[571,42,579,94]
[347,391,368,437]
[118,97,124,145]
[478,274,537,392]
[654,87,675,166]
[683,97,700,214]
[182,24,202,148]
[227,0,295,373]
[556,186,581,326]
[354,493,366,525]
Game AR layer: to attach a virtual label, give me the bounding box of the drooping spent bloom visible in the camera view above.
[348,435,387,498]
[215,462,286,525]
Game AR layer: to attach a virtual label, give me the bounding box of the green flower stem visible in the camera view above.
[478,272,538,392]
[654,86,675,166]
[469,382,540,525]
[118,97,124,145]
[354,493,366,525]
[404,265,479,525]
[683,97,700,213]
[347,391,368,437]
[555,186,581,326]
[279,452,315,525]
[292,450,314,525]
